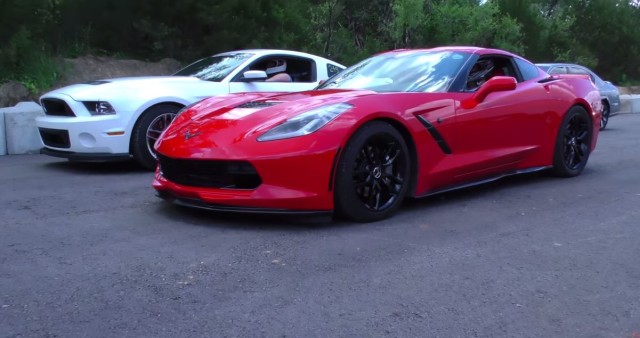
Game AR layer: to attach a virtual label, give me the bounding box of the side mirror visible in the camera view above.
[242,70,268,81]
[461,76,517,109]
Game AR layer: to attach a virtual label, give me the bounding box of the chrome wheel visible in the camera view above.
[146,112,177,160]
[600,102,610,130]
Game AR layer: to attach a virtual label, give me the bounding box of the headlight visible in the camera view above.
[82,101,116,115]
[257,103,353,142]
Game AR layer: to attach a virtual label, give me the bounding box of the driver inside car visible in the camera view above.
[264,59,292,82]
[466,59,495,90]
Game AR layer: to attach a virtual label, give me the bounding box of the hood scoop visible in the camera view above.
[83,80,111,85]
[235,101,281,109]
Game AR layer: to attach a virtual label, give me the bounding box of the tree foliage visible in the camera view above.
[2,0,640,91]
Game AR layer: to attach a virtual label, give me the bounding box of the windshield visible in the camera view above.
[318,51,472,93]
[173,53,254,81]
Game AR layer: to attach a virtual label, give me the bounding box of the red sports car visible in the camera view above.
[153,47,602,222]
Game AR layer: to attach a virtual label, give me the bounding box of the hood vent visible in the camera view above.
[235,101,281,109]
[83,80,111,85]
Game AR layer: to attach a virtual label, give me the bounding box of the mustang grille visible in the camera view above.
[41,98,75,117]
[38,128,70,148]
[158,155,262,189]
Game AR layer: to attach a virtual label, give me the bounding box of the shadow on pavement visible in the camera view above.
[43,159,151,175]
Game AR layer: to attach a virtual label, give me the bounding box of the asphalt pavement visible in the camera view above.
[1,114,639,337]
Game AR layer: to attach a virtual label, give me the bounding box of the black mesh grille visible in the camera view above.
[41,99,75,117]
[158,155,262,189]
[38,128,70,148]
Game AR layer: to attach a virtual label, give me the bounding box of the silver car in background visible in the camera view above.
[537,63,621,130]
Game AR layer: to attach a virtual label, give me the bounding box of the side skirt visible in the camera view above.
[414,166,551,198]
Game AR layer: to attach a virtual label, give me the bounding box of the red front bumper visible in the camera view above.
[152,149,338,212]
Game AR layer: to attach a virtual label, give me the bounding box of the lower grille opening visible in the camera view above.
[38,128,70,148]
[158,155,262,189]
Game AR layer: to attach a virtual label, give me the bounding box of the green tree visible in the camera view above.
[424,1,524,53]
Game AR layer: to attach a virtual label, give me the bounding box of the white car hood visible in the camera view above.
[44,76,215,101]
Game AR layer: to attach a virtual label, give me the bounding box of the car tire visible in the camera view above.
[551,105,593,177]
[334,121,411,222]
[131,104,182,170]
[599,101,610,130]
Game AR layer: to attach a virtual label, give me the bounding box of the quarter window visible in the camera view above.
[514,58,540,81]
[327,64,344,77]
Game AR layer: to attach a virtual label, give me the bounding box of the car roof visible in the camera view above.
[213,49,344,65]
[382,46,520,58]
[536,63,585,68]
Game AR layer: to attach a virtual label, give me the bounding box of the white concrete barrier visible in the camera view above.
[0,102,44,155]
[619,95,640,114]
[0,111,5,155]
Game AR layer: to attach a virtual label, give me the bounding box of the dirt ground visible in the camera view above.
[54,55,182,90]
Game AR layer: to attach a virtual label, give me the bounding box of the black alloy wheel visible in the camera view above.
[334,121,410,222]
[551,106,592,177]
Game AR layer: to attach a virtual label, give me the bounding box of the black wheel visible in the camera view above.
[551,106,592,177]
[334,121,411,222]
[131,104,181,170]
[599,101,610,130]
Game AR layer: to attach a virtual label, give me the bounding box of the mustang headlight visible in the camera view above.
[83,101,116,115]
[257,103,353,142]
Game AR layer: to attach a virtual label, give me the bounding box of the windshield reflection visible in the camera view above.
[319,51,471,93]
[173,53,254,82]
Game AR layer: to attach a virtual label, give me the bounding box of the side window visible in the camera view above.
[514,58,540,81]
[549,66,568,75]
[234,56,315,83]
[569,66,595,83]
[327,63,344,77]
[465,56,517,91]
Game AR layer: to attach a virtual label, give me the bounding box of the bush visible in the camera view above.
[0,27,61,94]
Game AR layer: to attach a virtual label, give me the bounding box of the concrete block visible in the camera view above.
[0,111,5,155]
[0,102,44,154]
[619,95,640,114]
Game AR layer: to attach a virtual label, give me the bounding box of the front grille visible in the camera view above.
[41,98,75,117]
[38,128,70,148]
[158,155,262,189]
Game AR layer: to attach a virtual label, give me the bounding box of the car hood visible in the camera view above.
[42,76,210,101]
[156,89,376,157]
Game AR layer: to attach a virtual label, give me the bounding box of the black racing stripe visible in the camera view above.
[416,115,452,155]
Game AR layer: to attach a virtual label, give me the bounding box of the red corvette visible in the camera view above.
[153,47,601,222]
